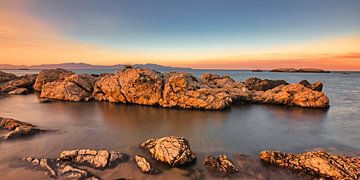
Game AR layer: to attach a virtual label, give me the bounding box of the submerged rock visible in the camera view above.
[259,150,360,179]
[33,69,74,91]
[40,74,96,101]
[60,149,128,169]
[0,117,43,141]
[204,155,238,175]
[24,157,99,179]
[0,71,17,83]
[140,136,196,166]
[134,155,158,174]
[244,77,288,91]
[0,74,37,94]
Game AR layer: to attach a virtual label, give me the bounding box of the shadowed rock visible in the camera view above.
[204,155,238,175]
[40,74,96,101]
[244,77,288,91]
[0,74,37,94]
[134,155,158,174]
[299,80,323,92]
[259,150,360,179]
[34,69,74,91]
[141,136,196,166]
[0,71,17,83]
[0,117,44,141]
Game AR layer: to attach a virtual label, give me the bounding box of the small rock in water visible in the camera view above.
[134,155,158,174]
[259,150,360,179]
[39,98,53,103]
[0,117,44,141]
[204,155,238,175]
[140,136,196,166]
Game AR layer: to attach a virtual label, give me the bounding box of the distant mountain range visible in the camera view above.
[0,63,192,71]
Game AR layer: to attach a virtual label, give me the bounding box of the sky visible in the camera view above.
[0,0,360,70]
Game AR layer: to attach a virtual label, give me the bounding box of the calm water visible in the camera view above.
[0,69,360,179]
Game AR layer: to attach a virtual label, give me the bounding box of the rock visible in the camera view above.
[8,88,29,95]
[270,68,298,72]
[299,80,323,92]
[244,77,288,91]
[0,74,37,94]
[159,72,232,110]
[259,150,360,179]
[140,136,196,166]
[252,69,263,72]
[0,117,44,141]
[24,157,99,179]
[117,68,163,105]
[39,98,53,103]
[204,155,238,175]
[251,84,329,108]
[60,149,128,169]
[40,74,96,101]
[200,73,235,89]
[134,155,158,174]
[92,74,126,103]
[0,71,17,83]
[33,69,74,91]
[298,68,330,73]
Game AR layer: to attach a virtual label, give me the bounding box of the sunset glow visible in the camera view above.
[1,0,359,70]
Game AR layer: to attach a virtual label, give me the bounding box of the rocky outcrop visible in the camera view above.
[0,74,37,94]
[134,155,158,174]
[0,117,44,141]
[140,136,196,166]
[299,80,323,92]
[251,84,329,108]
[40,74,96,101]
[244,77,288,91]
[160,72,232,110]
[24,157,99,179]
[33,69,74,91]
[60,149,128,169]
[259,150,360,179]
[24,149,128,179]
[271,68,329,73]
[204,155,238,175]
[0,71,17,83]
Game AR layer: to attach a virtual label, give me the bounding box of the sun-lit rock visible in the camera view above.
[34,69,74,91]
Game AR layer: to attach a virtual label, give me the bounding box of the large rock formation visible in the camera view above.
[244,77,288,91]
[0,74,37,94]
[251,84,329,108]
[204,155,238,175]
[40,74,96,101]
[160,72,232,110]
[140,136,196,166]
[0,117,44,141]
[0,71,17,83]
[33,69,74,91]
[259,150,360,179]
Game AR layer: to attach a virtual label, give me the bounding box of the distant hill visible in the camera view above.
[0,63,191,71]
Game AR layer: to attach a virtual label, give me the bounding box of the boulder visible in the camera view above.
[134,155,158,174]
[244,77,288,91]
[40,74,96,101]
[251,84,329,108]
[299,80,323,92]
[159,72,232,110]
[204,155,238,175]
[92,73,126,103]
[33,69,74,91]
[0,74,37,93]
[60,149,128,169]
[0,117,43,141]
[140,136,196,166]
[117,68,163,105]
[0,71,17,83]
[259,150,360,179]
[200,73,235,89]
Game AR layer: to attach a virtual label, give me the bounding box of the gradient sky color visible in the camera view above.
[1,0,360,70]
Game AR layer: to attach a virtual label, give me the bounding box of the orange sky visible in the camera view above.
[0,2,359,70]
